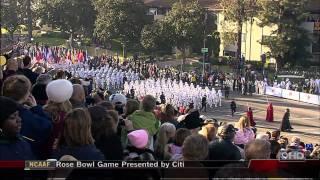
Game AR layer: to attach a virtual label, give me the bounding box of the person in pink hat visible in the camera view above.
[124,129,155,161]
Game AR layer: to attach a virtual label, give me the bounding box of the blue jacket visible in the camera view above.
[19,105,52,158]
[53,144,105,160]
[0,135,36,160]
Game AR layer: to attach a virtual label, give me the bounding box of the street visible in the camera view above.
[201,92,320,144]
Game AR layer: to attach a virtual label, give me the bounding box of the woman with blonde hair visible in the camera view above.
[154,123,176,160]
[43,79,73,157]
[234,116,255,148]
[53,108,104,160]
[198,119,218,142]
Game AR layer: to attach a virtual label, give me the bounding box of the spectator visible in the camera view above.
[198,120,218,142]
[234,116,255,148]
[53,108,104,160]
[89,106,123,160]
[245,139,271,160]
[166,128,191,160]
[154,123,176,160]
[129,95,160,150]
[109,93,127,115]
[31,74,52,106]
[0,96,35,160]
[70,84,86,108]
[208,124,241,160]
[2,58,19,81]
[157,104,178,126]
[123,99,139,118]
[97,101,114,110]
[1,75,52,158]
[182,134,208,161]
[21,56,38,84]
[43,79,73,157]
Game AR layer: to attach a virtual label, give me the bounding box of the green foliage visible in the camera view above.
[94,0,148,48]
[257,0,311,67]
[35,0,96,37]
[1,0,24,37]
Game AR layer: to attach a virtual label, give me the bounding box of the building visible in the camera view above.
[214,0,320,63]
[143,0,319,64]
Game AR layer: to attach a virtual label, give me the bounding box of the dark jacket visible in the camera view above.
[0,135,36,160]
[53,144,105,160]
[208,139,241,160]
[19,105,52,158]
[20,68,39,85]
[95,134,123,160]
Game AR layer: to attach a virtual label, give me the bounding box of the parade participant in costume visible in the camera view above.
[280,108,293,132]
[230,100,237,117]
[266,103,274,122]
[246,107,256,126]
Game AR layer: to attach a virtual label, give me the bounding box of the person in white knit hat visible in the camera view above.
[46,79,73,103]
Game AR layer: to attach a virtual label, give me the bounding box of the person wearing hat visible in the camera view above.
[1,75,52,159]
[109,93,127,115]
[0,96,35,160]
[43,79,73,157]
[208,124,241,160]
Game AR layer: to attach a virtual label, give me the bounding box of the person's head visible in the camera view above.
[44,100,72,122]
[256,134,269,141]
[155,123,176,158]
[161,104,175,117]
[60,108,94,147]
[22,55,32,68]
[291,136,301,145]
[237,116,251,130]
[36,74,52,85]
[142,95,156,112]
[70,84,85,105]
[33,66,45,74]
[182,134,208,160]
[93,92,104,105]
[97,101,114,110]
[88,106,116,141]
[1,75,31,103]
[127,129,149,149]
[124,99,139,116]
[109,93,127,114]
[245,139,271,160]
[266,131,271,139]
[0,96,21,138]
[286,108,290,113]
[174,128,191,147]
[6,58,18,71]
[107,110,119,128]
[217,124,236,141]
[55,70,66,79]
[271,130,281,140]
[199,121,217,141]
[46,79,73,103]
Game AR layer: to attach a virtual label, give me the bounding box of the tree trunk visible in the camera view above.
[69,32,74,48]
[237,20,242,60]
[27,0,32,43]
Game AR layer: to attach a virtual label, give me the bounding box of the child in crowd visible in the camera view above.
[166,128,191,161]
[154,123,176,160]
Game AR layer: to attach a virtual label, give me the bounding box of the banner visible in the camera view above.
[282,89,300,101]
[299,92,320,105]
[266,86,282,97]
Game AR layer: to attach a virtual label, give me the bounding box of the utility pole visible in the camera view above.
[202,9,208,85]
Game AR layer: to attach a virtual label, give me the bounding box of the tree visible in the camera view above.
[1,0,23,40]
[94,0,148,58]
[162,0,206,70]
[257,0,311,68]
[219,0,258,60]
[36,0,96,46]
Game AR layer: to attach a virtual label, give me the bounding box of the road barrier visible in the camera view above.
[265,86,320,105]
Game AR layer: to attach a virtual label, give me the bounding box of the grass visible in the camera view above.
[33,37,66,47]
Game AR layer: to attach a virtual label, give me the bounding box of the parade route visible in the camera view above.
[202,92,320,144]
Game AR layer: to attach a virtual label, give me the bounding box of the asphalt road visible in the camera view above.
[201,92,320,144]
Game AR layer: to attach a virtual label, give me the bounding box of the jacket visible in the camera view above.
[19,105,52,158]
[0,135,36,160]
[53,144,105,160]
[95,134,123,160]
[129,110,160,136]
[208,139,241,160]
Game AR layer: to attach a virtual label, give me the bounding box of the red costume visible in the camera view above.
[247,107,256,126]
[266,103,274,122]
